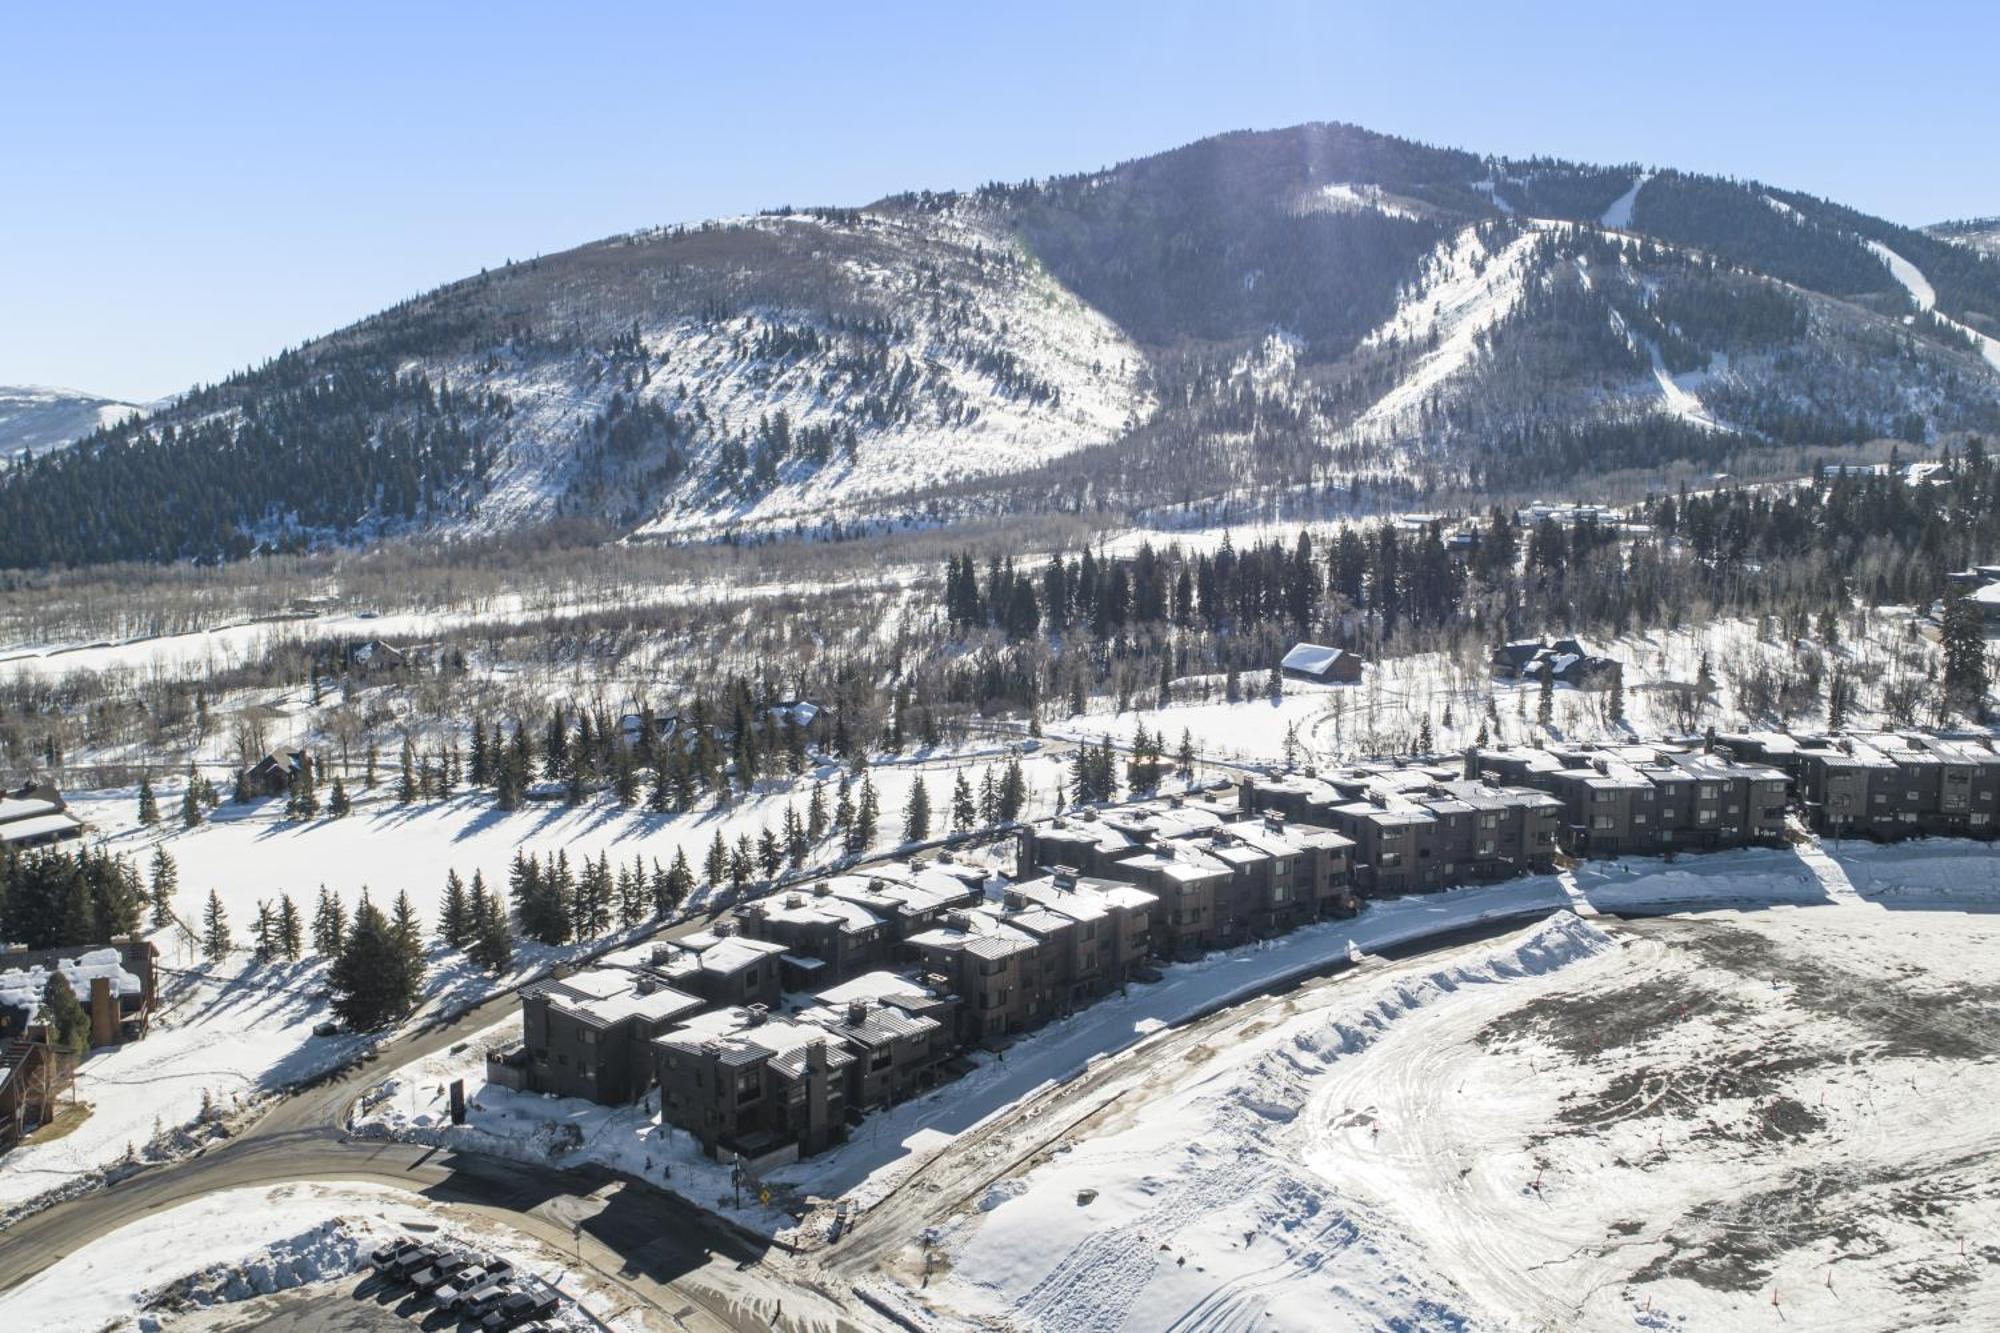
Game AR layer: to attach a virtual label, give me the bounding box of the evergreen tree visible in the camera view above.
[390,890,426,996]
[439,870,469,948]
[1942,594,1992,719]
[201,890,231,961]
[1177,728,1197,780]
[397,738,417,805]
[181,783,204,829]
[148,845,178,928]
[328,776,351,817]
[277,893,303,961]
[137,777,159,827]
[42,971,91,1053]
[662,848,694,915]
[329,896,418,1031]
[311,885,346,956]
[757,825,782,877]
[951,770,977,832]
[850,776,879,853]
[705,830,728,889]
[468,881,513,974]
[903,776,931,843]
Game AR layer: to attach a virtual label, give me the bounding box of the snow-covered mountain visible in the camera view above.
[0,385,143,461]
[7,123,2000,567]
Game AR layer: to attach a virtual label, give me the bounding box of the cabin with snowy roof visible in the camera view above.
[1280,642,1363,684]
[0,780,84,850]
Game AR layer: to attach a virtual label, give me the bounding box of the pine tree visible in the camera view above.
[312,885,346,956]
[1942,594,1991,719]
[201,890,231,961]
[42,972,91,1053]
[277,894,303,961]
[662,848,694,915]
[329,896,419,1031]
[1537,661,1556,730]
[363,742,378,790]
[397,739,417,805]
[390,890,426,998]
[807,783,829,842]
[328,776,351,817]
[783,803,808,866]
[1177,728,1196,780]
[253,899,277,960]
[439,870,469,948]
[148,845,178,928]
[757,826,782,878]
[705,830,728,888]
[137,777,159,827]
[903,776,931,843]
[951,770,977,832]
[850,776,879,853]
[468,882,513,974]
[181,783,204,829]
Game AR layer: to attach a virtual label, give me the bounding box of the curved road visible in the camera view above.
[0,981,867,1332]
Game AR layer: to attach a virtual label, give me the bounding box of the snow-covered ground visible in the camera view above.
[0,1181,619,1333]
[69,743,1072,941]
[923,867,2000,1330]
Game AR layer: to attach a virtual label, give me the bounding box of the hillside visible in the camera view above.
[1931,216,2000,259]
[6,122,2000,568]
[0,386,142,461]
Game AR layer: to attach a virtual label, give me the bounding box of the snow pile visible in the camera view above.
[148,1217,367,1310]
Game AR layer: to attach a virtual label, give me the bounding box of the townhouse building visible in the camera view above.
[504,967,703,1104]
[1723,731,2000,840]
[652,1005,851,1166]
[736,887,889,988]
[794,971,957,1111]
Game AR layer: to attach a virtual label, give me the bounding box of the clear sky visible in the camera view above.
[6,1,1996,403]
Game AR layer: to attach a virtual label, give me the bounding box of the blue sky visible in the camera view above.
[6,1,1996,403]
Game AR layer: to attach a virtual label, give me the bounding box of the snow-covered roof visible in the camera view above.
[0,796,60,823]
[1280,642,1349,676]
[0,812,84,845]
[811,970,929,1006]
[0,947,142,1021]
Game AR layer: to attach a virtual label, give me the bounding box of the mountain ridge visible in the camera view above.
[5,121,1999,568]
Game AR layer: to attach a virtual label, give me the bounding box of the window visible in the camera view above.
[1973,813,1992,827]
[1380,851,1403,868]
[1271,884,1291,904]
[1478,840,1496,856]
[1633,814,1648,825]
[1697,810,1717,825]
[978,957,1008,977]
[1591,815,1615,830]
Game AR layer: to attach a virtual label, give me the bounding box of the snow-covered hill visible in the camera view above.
[0,385,142,460]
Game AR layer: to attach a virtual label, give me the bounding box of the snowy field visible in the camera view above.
[924,889,2000,1331]
[0,1181,625,1333]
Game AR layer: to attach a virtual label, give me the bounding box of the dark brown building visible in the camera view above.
[505,967,703,1104]
[652,1006,852,1166]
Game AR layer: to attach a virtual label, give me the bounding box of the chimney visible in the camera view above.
[1263,809,1286,833]
[635,973,656,995]
[746,1003,769,1027]
[1463,746,1479,781]
[813,881,831,897]
[847,999,870,1026]
[1051,865,1079,892]
[1003,889,1028,911]
[714,920,737,938]
[89,975,116,1047]
[1704,726,1717,754]
[786,893,804,908]
[1592,758,1609,775]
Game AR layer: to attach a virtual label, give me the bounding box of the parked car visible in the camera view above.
[312,1019,343,1037]
[462,1283,520,1320]
[481,1289,559,1331]
[368,1240,417,1269]
[409,1251,473,1297]
[385,1245,442,1281]
[433,1268,499,1312]
[437,1261,514,1314]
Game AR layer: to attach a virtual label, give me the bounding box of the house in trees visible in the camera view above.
[341,639,408,676]
[1490,638,1620,688]
[238,750,314,798]
[0,780,84,850]
[0,941,159,1047]
[1280,642,1364,684]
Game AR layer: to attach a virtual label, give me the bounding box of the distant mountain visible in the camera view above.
[6,122,2000,568]
[0,386,143,461]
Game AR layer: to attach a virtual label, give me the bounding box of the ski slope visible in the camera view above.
[1867,238,2000,373]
